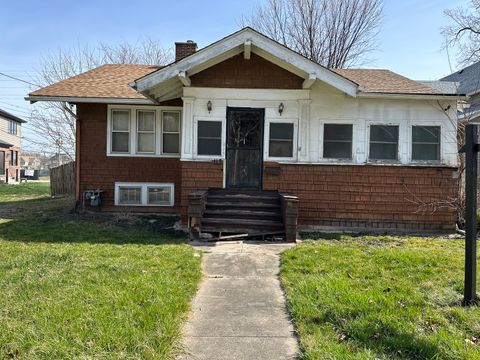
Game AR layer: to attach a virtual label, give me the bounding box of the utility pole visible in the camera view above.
[459,124,479,306]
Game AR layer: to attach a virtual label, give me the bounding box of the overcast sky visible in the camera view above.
[0,0,467,152]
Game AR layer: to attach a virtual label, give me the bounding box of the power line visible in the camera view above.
[0,72,41,87]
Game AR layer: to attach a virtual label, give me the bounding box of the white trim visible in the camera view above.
[132,28,358,99]
[302,74,316,89]
[114,182,175,207]
[178,71,191,87]
[244,40,252,59]
[107,105,182,158]
[184,87,310,101]
[357,92,466,100]
[26,96,154,104]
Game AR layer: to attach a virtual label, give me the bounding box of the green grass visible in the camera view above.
[0,181,51,202]
[281,236,480,360]
[0,182,202,359]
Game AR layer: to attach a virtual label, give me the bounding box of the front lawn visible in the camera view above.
[281,236,480,359]
[0,181,50,202]
[0,184,201,359]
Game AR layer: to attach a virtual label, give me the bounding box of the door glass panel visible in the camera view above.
[226,109,263,188]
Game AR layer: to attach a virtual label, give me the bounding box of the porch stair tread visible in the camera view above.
[201,217,283,227]
[206,202,281,209]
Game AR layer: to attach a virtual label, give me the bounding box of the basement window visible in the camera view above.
[369,125,399,161]
[197,120,222,156]
[323,124,353,159]
[115,182,174,206]
[269,123,294,158]
[111,110,130,153]
[412,126,440,161]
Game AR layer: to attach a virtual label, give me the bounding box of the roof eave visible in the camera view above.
[357,92,467,100]
[25,95,154,105]
[132,27,359,99]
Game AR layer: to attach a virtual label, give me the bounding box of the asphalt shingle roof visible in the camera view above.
[28,64,161,100]
[29,64,444,100]
[441,61,480,95]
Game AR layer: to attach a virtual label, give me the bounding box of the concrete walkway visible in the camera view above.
[178,241,299,360]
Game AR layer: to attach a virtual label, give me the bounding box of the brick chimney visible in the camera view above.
[175,40,197,61]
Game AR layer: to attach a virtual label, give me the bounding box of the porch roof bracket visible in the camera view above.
[244,40,252,60]
[178,71,191,87]
[302,73,316,89]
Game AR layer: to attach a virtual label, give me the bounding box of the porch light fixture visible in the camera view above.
[278,102,284,116]
[207,100,212,113]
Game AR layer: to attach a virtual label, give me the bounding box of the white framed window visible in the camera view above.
[111,109,131,153]
[136,110,156,153]
[115,182,174,207]
[411,125,441,162]
[323,124,353,159]
[8,121,17,135]
[267,121,296,159]
[196,120,223,156]
[107,105,182,157]
[162,111,181,154]
[368,124,399,161]
[265,119,298,161]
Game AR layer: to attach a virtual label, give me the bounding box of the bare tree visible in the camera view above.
[444,0,480,66]
[243,0,383,68]
[28,39,172,160]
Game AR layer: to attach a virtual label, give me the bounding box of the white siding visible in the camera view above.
[0,115,21,148]
[180,84,458,168]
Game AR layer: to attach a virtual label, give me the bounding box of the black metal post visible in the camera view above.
[461,124,479,305]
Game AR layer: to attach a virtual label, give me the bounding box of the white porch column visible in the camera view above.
[181,96,195,160]
[298,99,311,162]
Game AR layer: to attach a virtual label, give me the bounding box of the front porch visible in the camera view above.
[187,188,298,241]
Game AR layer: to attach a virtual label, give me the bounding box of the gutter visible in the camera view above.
[357,92,467,101]
[25,95,154,105]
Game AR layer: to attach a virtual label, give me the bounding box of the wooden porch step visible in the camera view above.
[203,209,282,221]
[201,217,284,234]
[206,202,281,211]
[207,194,280,204]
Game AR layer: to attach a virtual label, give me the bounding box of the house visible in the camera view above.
[26,28,462,238]
[47,153,72,169]
[0,108,25,183]
[441,62,480,121]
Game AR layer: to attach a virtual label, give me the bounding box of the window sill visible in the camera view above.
[107,153,181,158]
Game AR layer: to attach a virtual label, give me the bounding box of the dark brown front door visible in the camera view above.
[226,107,264,189]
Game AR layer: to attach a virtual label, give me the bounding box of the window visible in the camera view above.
[115,182,174,206]
[137,110,155,153]
[9,150,14,166]
[412,126,440,161]
[369,125,399,160]
[148,186,172,205]
[111,110,130,153]
[197,121,222,156]
[0,152,4,175]
[162,111,180,154]
[269,123,294,158]
[8,121,17,135]
[13,151,18,166]
[118,186,142,205]
[323,124,353,159]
